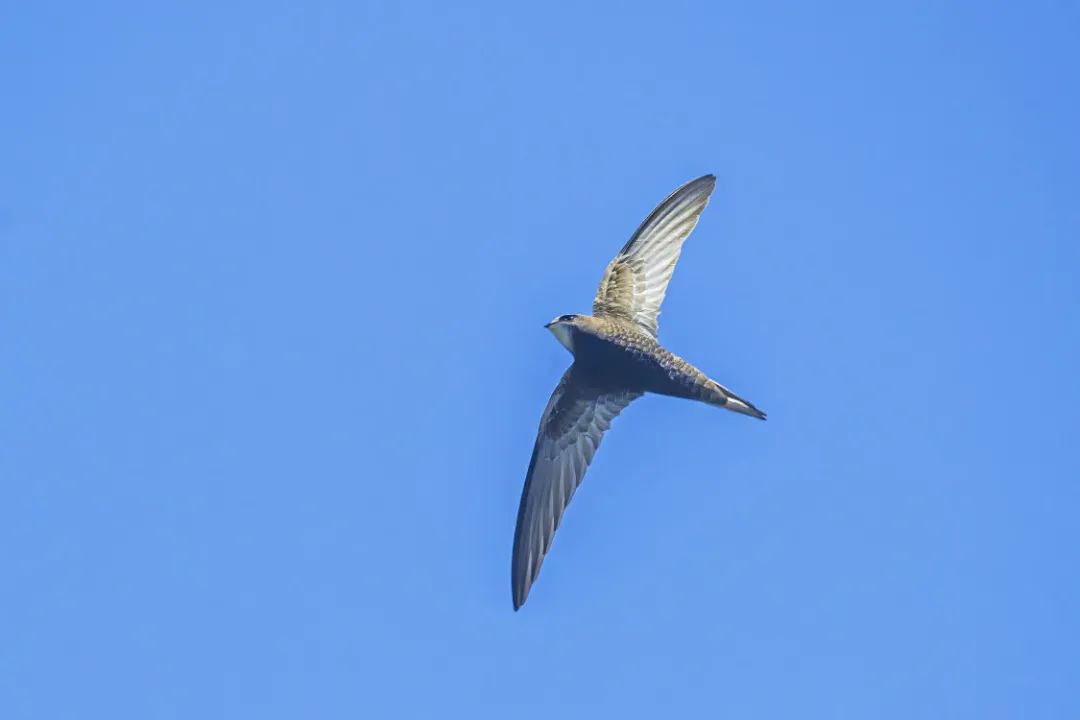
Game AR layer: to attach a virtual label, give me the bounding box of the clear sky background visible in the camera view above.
[3,2,1078,718]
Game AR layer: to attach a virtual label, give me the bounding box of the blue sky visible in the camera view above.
[3,2,1078,717]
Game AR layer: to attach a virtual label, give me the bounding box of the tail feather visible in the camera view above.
[708,380,766,420]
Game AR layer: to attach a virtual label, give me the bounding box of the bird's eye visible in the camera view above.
[560,314,575,322]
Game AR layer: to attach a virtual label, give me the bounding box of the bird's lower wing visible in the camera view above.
[511,366,641,610]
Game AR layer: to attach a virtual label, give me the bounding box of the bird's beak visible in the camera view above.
[544,320,555,329]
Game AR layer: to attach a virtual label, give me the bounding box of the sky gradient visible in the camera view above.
[3,2,1079,718]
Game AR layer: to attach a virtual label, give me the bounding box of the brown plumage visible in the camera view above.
[512,175,765,611]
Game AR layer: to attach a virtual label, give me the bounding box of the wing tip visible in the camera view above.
[512,579,530,611]
[688,173,716,191]
[669,173,717,210]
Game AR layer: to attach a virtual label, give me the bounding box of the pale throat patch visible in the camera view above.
[548,323,575,353]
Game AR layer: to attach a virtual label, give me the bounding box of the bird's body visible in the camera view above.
[550,314,764,416]
[512,175,765,610]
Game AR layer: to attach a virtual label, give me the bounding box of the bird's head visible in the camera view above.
[545,314,581,353]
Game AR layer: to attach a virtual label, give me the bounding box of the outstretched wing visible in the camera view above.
[593,175,716,338]
[511,366,641,610]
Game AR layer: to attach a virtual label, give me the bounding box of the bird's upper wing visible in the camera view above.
[512,366,641,610]
[593,175,716,338]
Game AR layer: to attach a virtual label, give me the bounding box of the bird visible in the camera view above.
[511,174,766,610]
